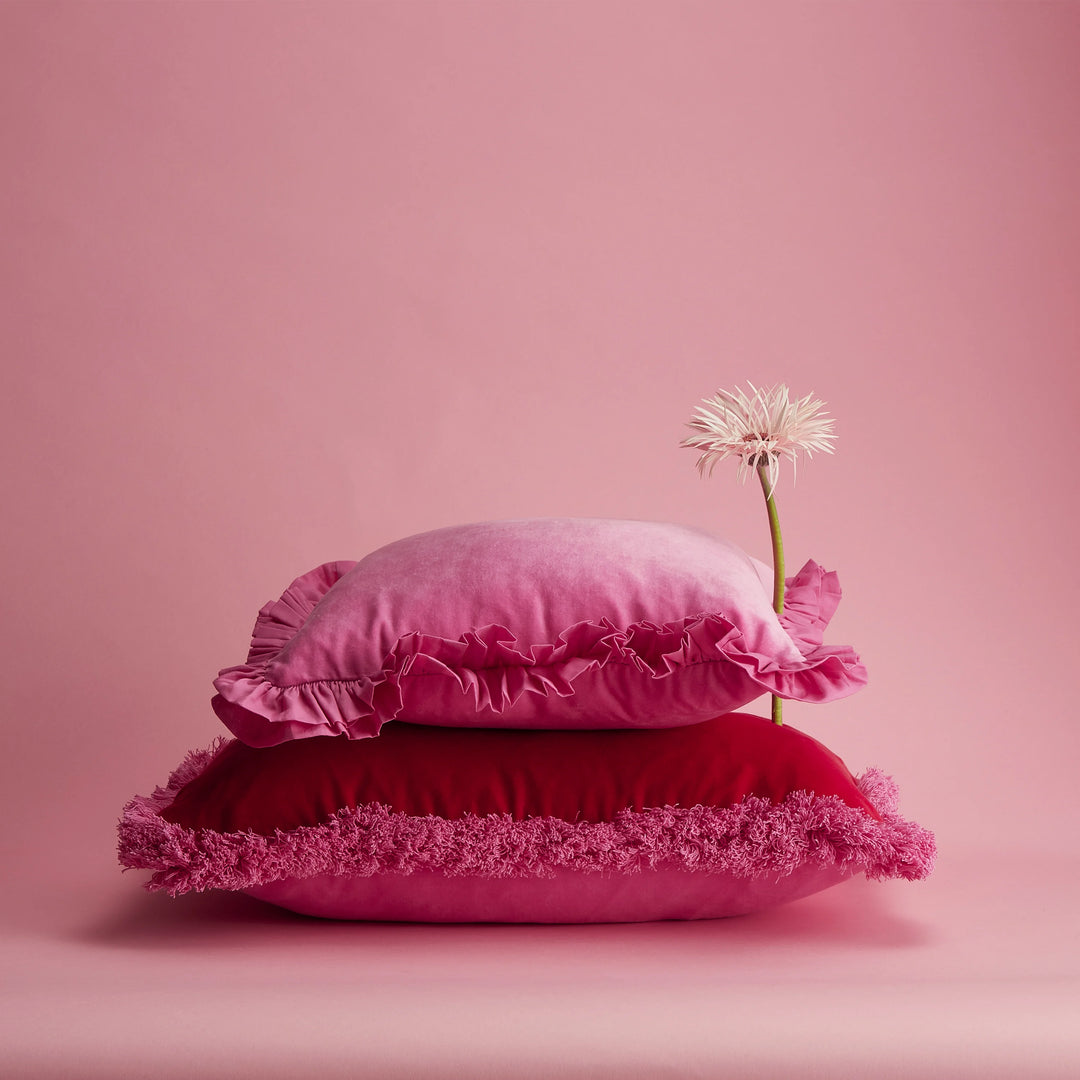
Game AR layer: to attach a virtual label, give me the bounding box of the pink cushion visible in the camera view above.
[117,714,935,923]
[212,519,868,747]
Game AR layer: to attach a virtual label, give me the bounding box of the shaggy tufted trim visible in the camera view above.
[118,741,935,898]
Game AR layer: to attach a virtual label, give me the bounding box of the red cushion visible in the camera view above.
[162,712,878,834]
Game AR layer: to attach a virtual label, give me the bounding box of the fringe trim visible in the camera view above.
[117,744,935,898]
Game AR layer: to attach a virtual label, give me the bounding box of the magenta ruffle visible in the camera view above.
[117,742,934,898]
[212,559,868,741]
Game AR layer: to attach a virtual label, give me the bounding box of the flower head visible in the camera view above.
[681,382,836,490]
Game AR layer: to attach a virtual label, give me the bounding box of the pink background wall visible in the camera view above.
[2,3,1079,1075]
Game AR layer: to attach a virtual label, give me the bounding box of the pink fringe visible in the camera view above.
[118,743,935,898]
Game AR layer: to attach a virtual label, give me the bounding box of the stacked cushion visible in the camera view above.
[118,519,933,922]
[211,519,868,745]
[120,714,933,922]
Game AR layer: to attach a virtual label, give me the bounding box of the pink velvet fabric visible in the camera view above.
[245,864,858,923]
[212,519,868,746]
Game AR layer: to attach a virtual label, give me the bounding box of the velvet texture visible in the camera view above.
[162,714,880,832]
[118,715,935,922]
[244,865,864,923]
[212,519,868,747]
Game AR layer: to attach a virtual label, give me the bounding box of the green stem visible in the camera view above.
[757,464,785,726]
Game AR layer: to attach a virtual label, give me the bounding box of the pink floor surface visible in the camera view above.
[4,847,1078,1079]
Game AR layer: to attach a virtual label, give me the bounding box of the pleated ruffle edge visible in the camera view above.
[212,559,869,744]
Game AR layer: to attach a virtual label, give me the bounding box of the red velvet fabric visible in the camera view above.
[163,712,878,834]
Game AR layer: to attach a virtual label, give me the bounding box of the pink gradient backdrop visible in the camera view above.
[2,2,1078,1077]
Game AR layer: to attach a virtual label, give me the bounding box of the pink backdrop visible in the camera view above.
[3,2,1078,1077]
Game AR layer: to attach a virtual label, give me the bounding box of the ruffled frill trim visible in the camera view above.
[117,743,935,898]
[212,559,868,743]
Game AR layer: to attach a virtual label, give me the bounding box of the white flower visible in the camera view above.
[681,382,836,491]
